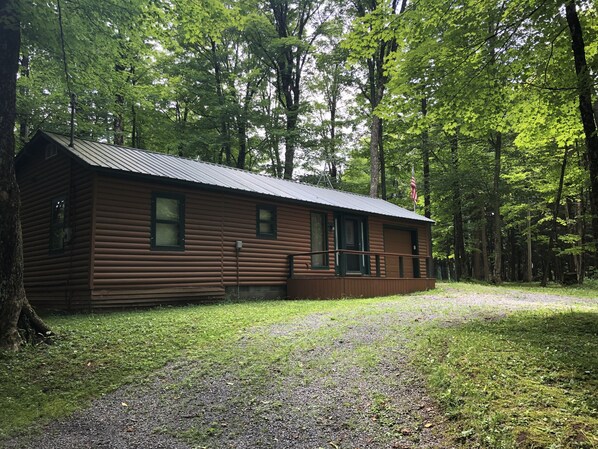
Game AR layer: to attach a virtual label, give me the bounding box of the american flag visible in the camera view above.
[410,169,417,203]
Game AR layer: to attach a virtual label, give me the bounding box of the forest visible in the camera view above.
[8,0,598,284]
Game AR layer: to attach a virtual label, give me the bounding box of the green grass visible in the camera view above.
[414,310,598,448]
[1,296,410,440]
[1,282,597,446]
[441,279,598,299]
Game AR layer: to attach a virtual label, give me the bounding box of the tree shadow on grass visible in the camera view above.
[460,311,598,448]
[482,312,597,388]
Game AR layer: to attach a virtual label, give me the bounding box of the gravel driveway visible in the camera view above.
[6,286,596,449]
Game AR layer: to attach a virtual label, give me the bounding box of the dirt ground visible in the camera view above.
[5,287,596,449]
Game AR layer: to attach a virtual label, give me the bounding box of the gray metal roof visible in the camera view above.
[40,131,433,223]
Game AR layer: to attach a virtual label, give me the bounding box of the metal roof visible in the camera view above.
[38,131,433,223]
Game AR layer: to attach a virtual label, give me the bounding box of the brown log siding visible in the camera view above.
[287,278,435,299]
[365,218,430,278]
[19,145,433,309]
[17,144,92,309]
[91,174,433,307]
[91,176,341,306]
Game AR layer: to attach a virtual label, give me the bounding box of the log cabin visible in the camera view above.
[16,131,435,310]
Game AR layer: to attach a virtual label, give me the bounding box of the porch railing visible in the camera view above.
[288,249,432,279]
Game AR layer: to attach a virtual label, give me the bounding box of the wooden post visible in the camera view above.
[413,256,420,278]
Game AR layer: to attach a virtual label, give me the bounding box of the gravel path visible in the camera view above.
[5,287,596,449]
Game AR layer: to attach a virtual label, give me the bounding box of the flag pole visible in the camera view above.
[411,165,417,212]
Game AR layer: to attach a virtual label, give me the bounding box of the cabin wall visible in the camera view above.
[288,218,434,299]
[17,145,93,310]
[219,194,336,290]
[17,144,433,310]
[91,175,338,307]
[92,176,224,307]
[90,174,433,307]
[370,217,432,277]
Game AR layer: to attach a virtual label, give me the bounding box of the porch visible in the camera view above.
[286,250,435,299]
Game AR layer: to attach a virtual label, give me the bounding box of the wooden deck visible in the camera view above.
[287,276,435,299]
[287,249,435,299]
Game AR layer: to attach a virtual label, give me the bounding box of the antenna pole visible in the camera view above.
[58,0,76,146]
[69,93,76,147]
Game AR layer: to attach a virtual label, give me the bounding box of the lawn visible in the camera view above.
[0,297,378,440]
[414,309,598,448]
[1,282,597,448]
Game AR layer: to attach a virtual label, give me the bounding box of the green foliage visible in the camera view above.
[14,0,598,279]
[342,0,598,279]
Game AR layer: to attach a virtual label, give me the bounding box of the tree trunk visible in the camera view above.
[237,119,248,170]
[18,53,29,145]
[131,103,138,148]
[576,198,585,283]
[211,40,232,166]
[369,113,381,197]
[481,211,490,282]
[422,97,431,219]
[492,132,502,283]
[283,104,298,179]
[0,0,51,350]
[565,0,598,247]
[367,55,387,199]
[450,133,467,280]
[541,148,569,286]
[328,85,338,181]
[236,82,256,170]
[267,0,311,181]
[526,210,533,282]
[113,61,127,146]
[269,137,283,178]
[378,119,387,200]
[114,94,124,146]
[263,87,283,178]
[473,229,482,280]
[509,227,517,281]
[565,198,582,283]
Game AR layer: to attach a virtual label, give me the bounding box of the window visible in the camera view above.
[151,193,185,250]
[50,196,66,251]
[256,205,276,239]
[310,212,328,268]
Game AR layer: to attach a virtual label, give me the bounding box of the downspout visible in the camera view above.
[219,197,224,292]
[235,240,243,300]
